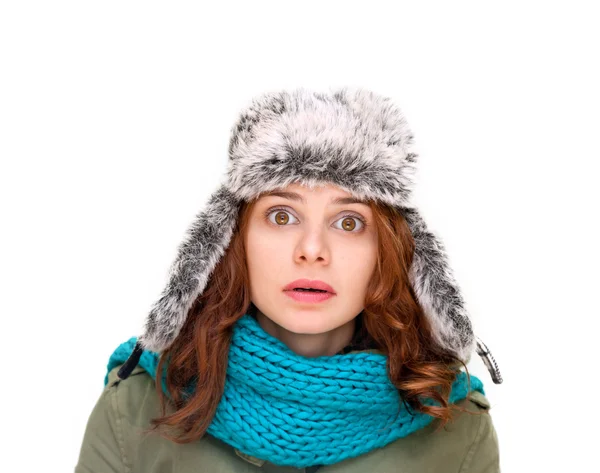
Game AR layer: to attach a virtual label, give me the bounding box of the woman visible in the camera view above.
[75,87,502,472]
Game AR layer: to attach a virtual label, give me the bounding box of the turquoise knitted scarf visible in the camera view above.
[106,312,484,468]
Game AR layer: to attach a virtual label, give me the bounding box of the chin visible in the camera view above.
[277,310,339,334]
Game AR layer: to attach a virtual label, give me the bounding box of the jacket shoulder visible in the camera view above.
[74,364,156,473]
[457,392,500,473]
[79,364,259,472]
[105,363,169,428]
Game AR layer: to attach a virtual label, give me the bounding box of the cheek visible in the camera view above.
[245,226,287,285]
[338,241,378,292]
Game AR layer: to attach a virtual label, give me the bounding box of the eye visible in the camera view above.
[266,208,299,226]
[333,215,365,232]
[265,207,367,232]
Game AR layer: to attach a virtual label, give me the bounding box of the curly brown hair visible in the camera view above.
[143,195,481,443]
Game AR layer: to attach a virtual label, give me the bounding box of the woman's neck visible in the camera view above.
[253,308,357,357]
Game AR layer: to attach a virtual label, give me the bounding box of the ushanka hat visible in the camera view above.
[116,87,502,385]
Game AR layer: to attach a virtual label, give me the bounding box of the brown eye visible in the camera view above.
[334,215,364,232]
[266,209,298,226]
[341,217,356,231]
[274,211,289,225]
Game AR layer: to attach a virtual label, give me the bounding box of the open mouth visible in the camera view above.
[284,286,335,303]
[292,288,328,293]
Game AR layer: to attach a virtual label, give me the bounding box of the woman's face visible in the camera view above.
[244,182,379,356]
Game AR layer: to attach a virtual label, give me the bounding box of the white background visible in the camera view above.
[2,1,598,472]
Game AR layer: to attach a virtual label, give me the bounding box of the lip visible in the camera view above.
[284,290,335,303]
[283,279,336,294]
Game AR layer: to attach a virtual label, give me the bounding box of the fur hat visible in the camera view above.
[117,87,502,384]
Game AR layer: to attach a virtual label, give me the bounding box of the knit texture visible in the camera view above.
[106,312,485,468]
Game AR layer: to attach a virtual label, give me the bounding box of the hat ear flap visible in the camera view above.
[138,184,241,352]
[399,206,476,363]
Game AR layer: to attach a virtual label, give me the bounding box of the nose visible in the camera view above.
[293,227,331,264]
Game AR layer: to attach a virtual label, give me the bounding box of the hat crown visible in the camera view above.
[226,87,418,206]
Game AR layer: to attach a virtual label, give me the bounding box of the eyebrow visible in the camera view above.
[261,190,369,207]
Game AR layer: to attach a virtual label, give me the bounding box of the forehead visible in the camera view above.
[257,183,368,205]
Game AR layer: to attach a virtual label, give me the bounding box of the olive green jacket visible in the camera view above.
[75,363,500,472]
